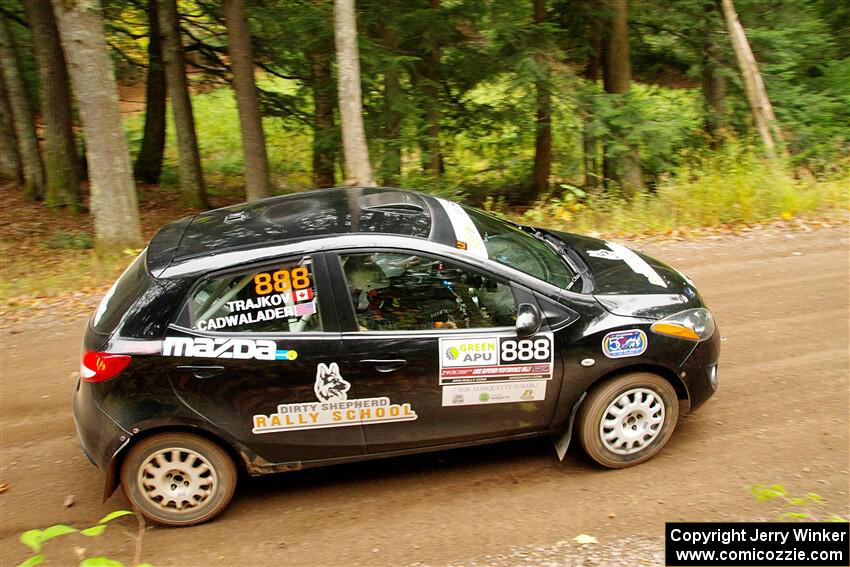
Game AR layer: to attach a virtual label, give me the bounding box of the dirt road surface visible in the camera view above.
[2,226,848,566]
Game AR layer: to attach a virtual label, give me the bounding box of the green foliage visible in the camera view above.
[739,0,850,171]
[750,484,849,523]
[108,0,845,211]
[45,230,93,250]
[498,141,848,235]
[17,510,147,567]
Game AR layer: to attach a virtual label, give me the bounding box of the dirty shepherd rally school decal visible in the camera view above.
[438,333,554,385]
[252,363,417,434]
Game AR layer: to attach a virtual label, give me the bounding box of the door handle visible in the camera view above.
[176,365,225,379]
[358,359,407,373]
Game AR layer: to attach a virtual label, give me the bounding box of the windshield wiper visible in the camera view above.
[565,272,583,291]
[518,224,589,291]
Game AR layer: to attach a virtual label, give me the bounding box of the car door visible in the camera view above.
[328,249,565,454]
[164,253,367,465]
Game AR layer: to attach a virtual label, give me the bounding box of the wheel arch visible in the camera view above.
[555,362,688,461]
[103,424,255,502]
[587,363,690,406]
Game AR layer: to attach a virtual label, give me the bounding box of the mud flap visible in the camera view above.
[103,437,131,502]
[553,392,586,461]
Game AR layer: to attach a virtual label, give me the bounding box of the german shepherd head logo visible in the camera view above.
[314,362,351,402]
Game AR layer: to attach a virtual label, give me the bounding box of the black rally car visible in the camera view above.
[75,187,719,525]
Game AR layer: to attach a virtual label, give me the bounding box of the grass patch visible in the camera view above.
[508,143,849,236]
[0,248,129,301]
[45,230,93,250]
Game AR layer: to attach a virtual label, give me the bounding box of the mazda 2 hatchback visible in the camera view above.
[74,187,719,525]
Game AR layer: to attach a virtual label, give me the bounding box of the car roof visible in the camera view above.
[147,187,456,275]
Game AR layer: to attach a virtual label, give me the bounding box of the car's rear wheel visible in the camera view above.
[577,372,679,468]
[120,432,237,526]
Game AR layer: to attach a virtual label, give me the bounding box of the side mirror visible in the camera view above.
[516,303,542,338]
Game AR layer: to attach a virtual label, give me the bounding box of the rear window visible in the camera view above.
[91,250,151,335]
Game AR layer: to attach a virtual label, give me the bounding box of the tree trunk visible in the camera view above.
[529,0,551,201]
[0,16,45,199]
[0,72,23,184]
[158,0,208,207]
[24,0,82,211]
[582,14,601,189]
[720,0,786,160]
[701,1,725,140]
[381,21,402,187]
[223,0,272,201]
[134,0,166,185]
[333,0,375,186]
[310,46,336,188]
[51,0,143,252]
[419,0,443,176]
[601,0,642,197]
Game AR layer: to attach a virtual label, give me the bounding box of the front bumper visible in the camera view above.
[72,374,129,470]
[677,326,721,413]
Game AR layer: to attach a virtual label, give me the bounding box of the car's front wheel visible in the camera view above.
[120,432,237,526]
[576,372,679,468]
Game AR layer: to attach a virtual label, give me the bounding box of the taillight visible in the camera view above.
[81,351,131,383]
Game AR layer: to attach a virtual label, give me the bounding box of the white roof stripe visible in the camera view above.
[436,198,488,259]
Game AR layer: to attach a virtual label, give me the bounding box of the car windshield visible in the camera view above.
[462,206,574,288]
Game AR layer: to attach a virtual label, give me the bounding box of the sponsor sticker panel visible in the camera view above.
[441,381,547,407]
[602,329,647,359]
[439,333,554,385]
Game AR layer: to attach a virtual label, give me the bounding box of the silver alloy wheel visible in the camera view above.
[137,447,217,512]
[599,387,665,455]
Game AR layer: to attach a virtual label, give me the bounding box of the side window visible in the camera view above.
[341,252,516,331]
[184,257,321,333]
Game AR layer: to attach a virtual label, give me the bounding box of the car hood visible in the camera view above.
[544,230,704,319]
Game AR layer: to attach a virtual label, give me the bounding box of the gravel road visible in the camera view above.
[1,225,848,566]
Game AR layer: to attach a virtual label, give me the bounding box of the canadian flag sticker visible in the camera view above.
[295,288,314,302]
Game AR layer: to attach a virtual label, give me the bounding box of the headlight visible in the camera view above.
[650,308,715,342]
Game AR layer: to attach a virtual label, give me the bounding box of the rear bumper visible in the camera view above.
[678,327,721,413]
[72,374,129,470]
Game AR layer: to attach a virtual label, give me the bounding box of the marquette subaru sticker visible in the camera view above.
[163,336,297,361]
[438,333,554,385]
[442,381,546,406]
[253,362,417,433]
[602,329,648,358]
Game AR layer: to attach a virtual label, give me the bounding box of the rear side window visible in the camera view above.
[91,250,151,335]
[183,257,321,333]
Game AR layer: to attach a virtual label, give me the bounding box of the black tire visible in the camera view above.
[120,432,237,526]
[576,372,679,468]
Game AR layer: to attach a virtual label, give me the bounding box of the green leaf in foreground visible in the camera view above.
[80,525,108,537]
[19,530,44,553]
[98,510,134,524]
[41,524,78,541]
[79,557,124,567]
[17,554,45,567]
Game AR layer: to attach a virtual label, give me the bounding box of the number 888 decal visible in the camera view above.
[500,336,552,363]
[254,267,311,295]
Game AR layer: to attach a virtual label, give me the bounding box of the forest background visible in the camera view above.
[0,0,847,306]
